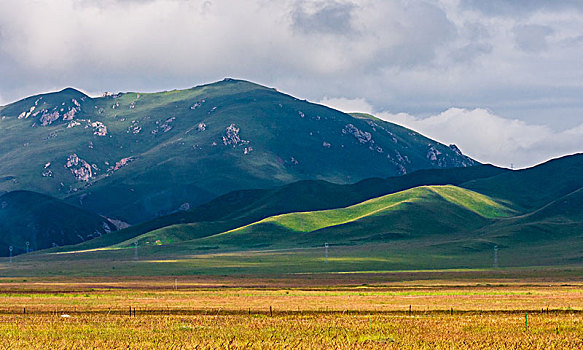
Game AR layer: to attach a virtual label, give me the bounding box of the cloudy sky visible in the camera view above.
[1,0,583,168]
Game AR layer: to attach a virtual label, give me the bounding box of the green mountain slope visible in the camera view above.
[529,187,583,222]
[4,154,583,275]
[72,185,509,253]
[0,191,116,256]
[463,153,583,211]
[474,186,583,245]
[159,185,513,250]
[228,185,511,237]
[55,164,506,252]
[0,79,476,223]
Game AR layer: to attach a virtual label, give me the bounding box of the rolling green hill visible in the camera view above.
[529,187,583,222]
[472,186,583,245]
[55,182,515,257]
[0,79,476,223]
[131,185,513,251]
[12,153,576,276]
[463,153,583,211]
[3,153,583,276]
[0,190,116,256]
[4,181,535,276]
[53,164,507,252]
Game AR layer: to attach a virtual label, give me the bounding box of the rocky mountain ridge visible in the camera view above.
[0,79,476,223]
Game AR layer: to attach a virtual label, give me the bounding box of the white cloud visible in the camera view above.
[318,97,374,114]
[320,97,583,168]
[376,108,583,168]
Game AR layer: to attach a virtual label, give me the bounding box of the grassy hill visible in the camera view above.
[0,190,116,256]
[3,179,562,277]
[0,79,476,223]
[42,183,515,260]
[131,185,513,251]
[1,144,582,276]
[53,164,507,252]
[463,153,583,211]
[471,186,583,245]
[2,171,583,276]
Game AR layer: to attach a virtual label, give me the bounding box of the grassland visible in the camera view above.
[3,233,582,278]
[98,185,514,254]
[0,274,582,349]
[25,153,581,273]
[225,185,513,234]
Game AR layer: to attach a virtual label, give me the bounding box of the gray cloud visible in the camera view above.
[451,42,492,63]
[370,1,456,68]
[291,1,356,36]
[0,0,458,101]
[514,24,553,53]
[461,0,583,16]
[0,0,582,165]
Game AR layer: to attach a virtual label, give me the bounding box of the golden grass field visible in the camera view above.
[0,271,582,349]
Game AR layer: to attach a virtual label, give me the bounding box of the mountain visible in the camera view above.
[4,154,583,276]
[0,79,476,223]
[0,190,116,256]
[459,153,583,249]
[57,163,507,251]
[463,153,583,211]
[128,185,514,251]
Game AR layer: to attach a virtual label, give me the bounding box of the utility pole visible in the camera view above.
[325,242,329,264]
[134,241,139,260]
[493,245,499,268]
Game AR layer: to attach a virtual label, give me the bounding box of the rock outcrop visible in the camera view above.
[65,154,93,182]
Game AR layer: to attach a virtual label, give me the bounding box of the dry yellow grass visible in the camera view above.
[0,275,581,349]
[1,312,582,349]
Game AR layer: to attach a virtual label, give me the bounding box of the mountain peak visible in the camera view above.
[57,87,88,96]
[0,87,90,126]
[194,77,273,92]
[0,79,477,223]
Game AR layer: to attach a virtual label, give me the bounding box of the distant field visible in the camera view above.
[2,236,582,277]
[0,274,582,349]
